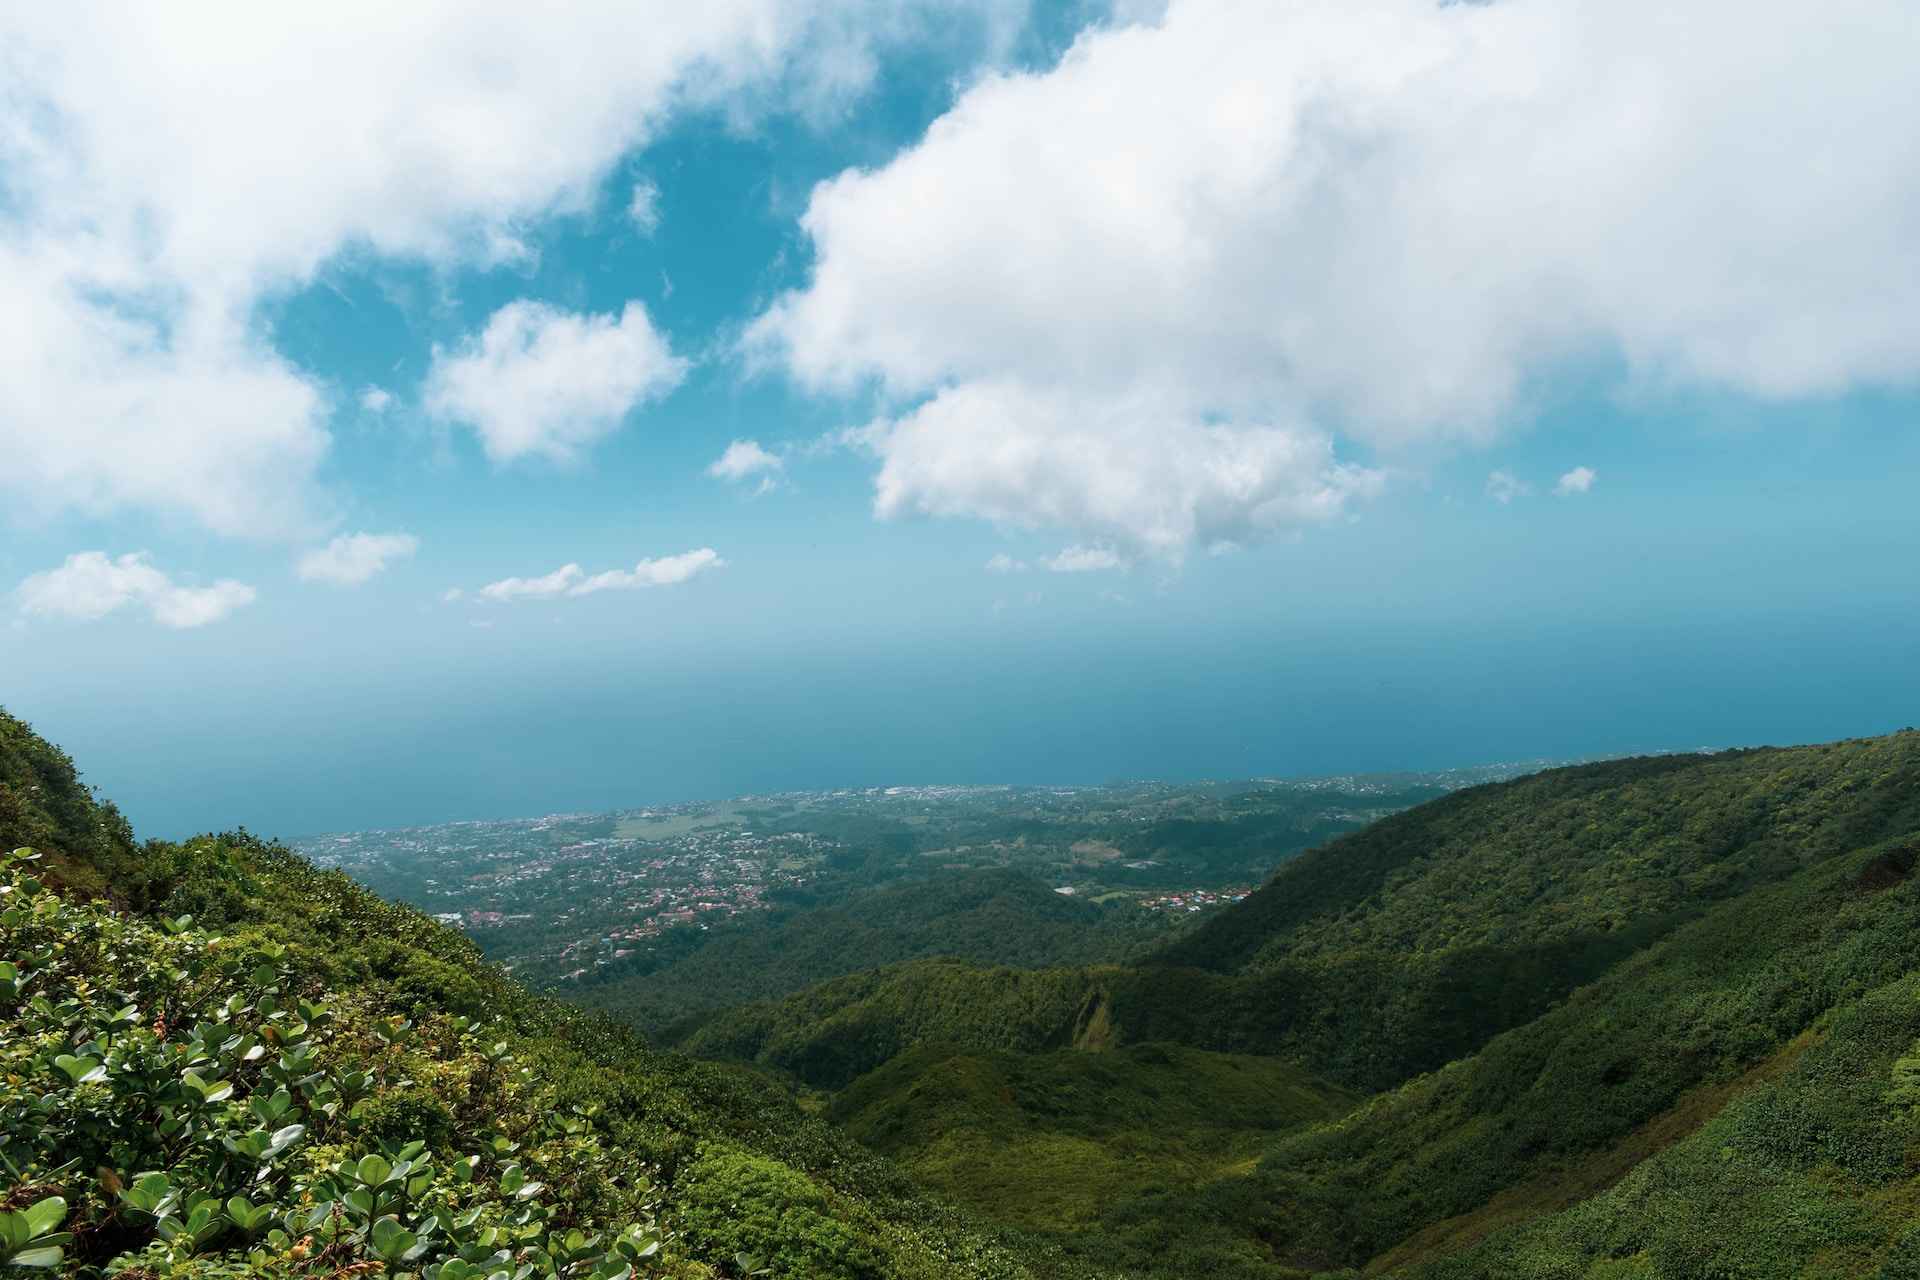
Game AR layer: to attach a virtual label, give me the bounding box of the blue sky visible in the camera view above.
[3,1,1917,837]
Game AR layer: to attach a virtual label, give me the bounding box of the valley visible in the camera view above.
[11,708,1920,1278]
[291,768,1525,1033]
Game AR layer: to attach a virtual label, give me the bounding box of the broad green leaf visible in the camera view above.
[6,1245,64,1268]
[20,1199,66,1238]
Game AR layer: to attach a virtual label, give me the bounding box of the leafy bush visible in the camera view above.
[0,847,672,1279]
[674,1150,882,1280]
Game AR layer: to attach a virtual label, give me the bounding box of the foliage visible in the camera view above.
[686,734,1920,1278]
[1158,737,1920,976]
[1402,968,1920,1279]
[20,703,1920,1279]
[695,737,1920,1094]
[673,1152,881,1280]
[0,713,140,904]
[0,847,674,1278]
[0,707,1041,1280]
[831,1042,1355,1277]
[574,869,1171,1040]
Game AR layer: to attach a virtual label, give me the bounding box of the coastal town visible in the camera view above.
[297,764,1550,990]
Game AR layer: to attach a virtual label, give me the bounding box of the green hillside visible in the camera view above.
[831,1043,1357,1275]
[1153,740,1920,978]
[19,701,1920,1279]
[678,733,1920,1277]
[572,868,1168,1039]
[690,740,1920,1093]
[0,708,1038,1280]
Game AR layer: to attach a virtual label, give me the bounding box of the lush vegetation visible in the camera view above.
[830,1042,1356,1276]
[1155,739,1920,975]
[680,733,1920,1277]
[19,699,1920,1279]
[0,708,1040,1280]
[297,775,1461,1001]
[571,870,1172,1040]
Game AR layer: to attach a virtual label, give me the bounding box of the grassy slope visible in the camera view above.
[0,707,1042,1280]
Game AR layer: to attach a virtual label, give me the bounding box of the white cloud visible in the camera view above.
[984,553,1027,572]
[425,301,687,463]
[0,2,1016,535]
[708,440,786,485]
[360,386,395,413]
[1486,470,1530,505]
[859,381,1382,561]
[297,532,420,585]
[475,548,723,602]
[628,178,662,234]
[441,587,466,603]
[478,564,586,602]
[1041,545,1128,573]
[1554,465,1597,496]
[571,548,727,595]
[15,551,256,628]
[754,0,1920,556]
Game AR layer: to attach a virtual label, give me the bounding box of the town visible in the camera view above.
[296,764,1551,991]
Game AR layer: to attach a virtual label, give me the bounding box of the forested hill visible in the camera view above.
[0,707,1041,1280]
[674,731,1920,1277]
[571,868,1167,1038]
[684,735,1920,1094]
[1151,736,1920,975]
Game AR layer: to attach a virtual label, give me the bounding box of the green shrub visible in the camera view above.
[675,1149,882,1280]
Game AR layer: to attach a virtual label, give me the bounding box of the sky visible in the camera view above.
[3,0,1919,838]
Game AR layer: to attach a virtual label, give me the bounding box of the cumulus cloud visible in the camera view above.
[475,548,724,602]
[15,552,256,628]
[755,0,1920,556]
[360,386,394,413]
[984,553,1027,572]
[0,3,1015,535]
[425,301,687,463]
[1041,545,1128,573]
[860,381,1382,561]
[707,440,786,488]
[1555,466,1597,496]
[297,532,420,585]
[1486,470,1531,505]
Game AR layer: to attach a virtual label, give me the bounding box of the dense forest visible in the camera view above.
[12,706,1920,1278]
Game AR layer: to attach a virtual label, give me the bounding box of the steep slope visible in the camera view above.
[572,868,1167,1039]
[0,708,142,901]
[0,708,1039,1280]
[1223,831,1920,1272]
[692,738,1920,1094]
[681,733,1920,1277]
[1154,738,1920,976]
